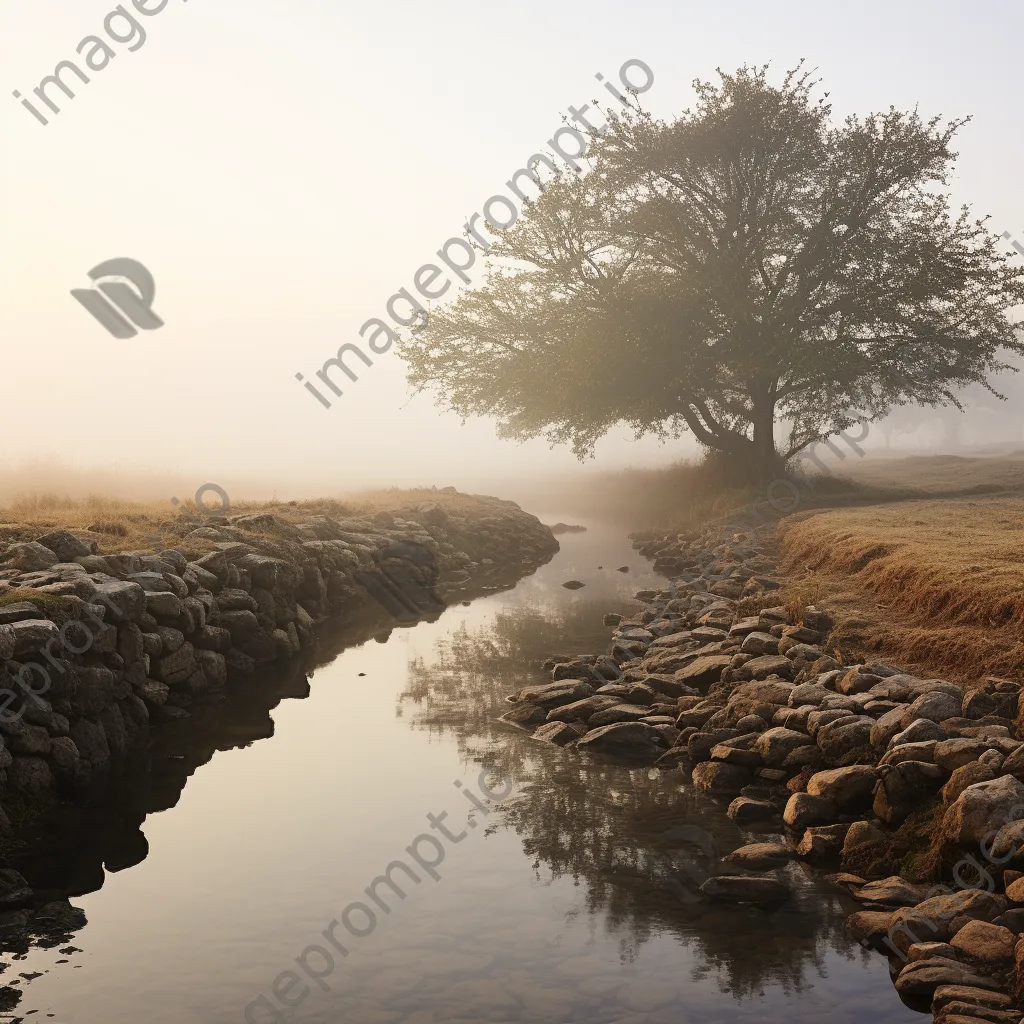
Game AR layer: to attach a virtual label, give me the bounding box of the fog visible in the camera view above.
[2,0,1024,503]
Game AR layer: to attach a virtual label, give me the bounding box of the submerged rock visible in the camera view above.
[700,875,790,905]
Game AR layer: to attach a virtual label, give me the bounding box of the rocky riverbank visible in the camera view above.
[0,489,557,963]
[501,520,1024,1023]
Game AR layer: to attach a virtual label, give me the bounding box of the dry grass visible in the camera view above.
[773,496,1024,684]
[0,487,504,556]
[836,452,1024,494]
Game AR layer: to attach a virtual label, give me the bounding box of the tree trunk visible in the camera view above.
[751,395,782,485]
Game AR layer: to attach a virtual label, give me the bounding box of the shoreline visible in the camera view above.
[501,517,1024,1021]
[0,489,559,975]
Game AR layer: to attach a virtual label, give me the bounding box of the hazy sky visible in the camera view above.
[2,0,1023,492]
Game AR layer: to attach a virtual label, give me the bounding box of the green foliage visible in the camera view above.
[401,62,1024,483]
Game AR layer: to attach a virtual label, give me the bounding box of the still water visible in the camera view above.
[8,517,921,1024]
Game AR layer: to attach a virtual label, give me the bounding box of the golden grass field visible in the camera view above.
[773,486,1024,685]
[0,487,500,555]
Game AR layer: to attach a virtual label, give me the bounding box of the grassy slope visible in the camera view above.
[0,488,518,556]
[767,458,1024,683]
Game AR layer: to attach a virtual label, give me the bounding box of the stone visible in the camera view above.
[70,666,117,717]
[853,876,932,907]
[740,631,778,656]
[589,704,656,727]
[796,823,850,859]
[932,986,1014,1013]
[1,542,58,571]
[7,724,51,757]
[8,756,53,794]
[532,721,585,746]
[816,716,874,760]
[686,727,739,763]
[691,761,752,795]
[7,618,59,656]
[888,891,1008,954]
[576,722,658,760]
[846,909,897,952]
[674,654,733,687]
[880,740,939,766]
[806,765,877,811]
[950,919,1015,963]
[69,716,110,774]
[875,760,948,826]
[755,727,814,766]
[739,654,794,680]
[943,775,1024,848]
[871,704,912,747]
[1003,877,1024,902]
[892,718,950,746]
[935,739,1001,772]
[512,680,596,708]
[194,650,227,688]
[48,736,83,784]
[907,941,956,962]
[36,531,96,562]
[156,643,197,687]
[710,734,762,768]
[726,797,778,823]
[699,876,790,904]
[90,581,146,623]
[783,792,837,829]
[895,956,1000,999]
[723,842,793,871]
[944,763,998,807]
[903,690,964,728]
[836,668,882,695]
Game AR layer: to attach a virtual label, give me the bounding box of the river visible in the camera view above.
[6,516,921,1024]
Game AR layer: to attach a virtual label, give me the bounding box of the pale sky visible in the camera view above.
[2,0,1023,493]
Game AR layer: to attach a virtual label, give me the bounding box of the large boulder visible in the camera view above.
[874,760,947,826]
[816,716,874,761]
[934,738,1003,772]
[576,722,659,761]
[942,775,1024,848]
[1,542,58,571]
[723,843,793,871]
[894,957,1000,999]
[674,655,733,687]
[806,765,877,811]
[901,690,963,728]
[755,727,813,766]
[699,876,790,904]
[783,792,837,829]
[846,909,897,952]
[511,680,595,708]
[35,531,95,562]
[949,919,1015,965]
[691,761,752,795]
[888,890,1007,954]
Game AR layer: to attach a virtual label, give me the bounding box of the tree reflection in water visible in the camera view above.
[399,600,878,1003]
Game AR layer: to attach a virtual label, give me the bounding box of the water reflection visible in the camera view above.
[0,519,919,1023]
[395,528,919,1020]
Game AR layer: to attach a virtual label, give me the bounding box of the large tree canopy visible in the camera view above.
[400,63,1024,482]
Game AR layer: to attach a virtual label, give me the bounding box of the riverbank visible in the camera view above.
[0,489,558,945]
[500,514,1024,1022]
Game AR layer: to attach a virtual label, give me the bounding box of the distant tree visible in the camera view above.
[401,63,1024,483]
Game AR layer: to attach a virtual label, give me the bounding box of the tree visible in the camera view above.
[400,63,1024,483]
